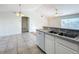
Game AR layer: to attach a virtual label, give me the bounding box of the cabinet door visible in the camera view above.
[36,31,45,51]
[55,37,79,52]
[45,34,55,54]
[36,31,40,46]
[39,32,45,51]
[55,42,78,54]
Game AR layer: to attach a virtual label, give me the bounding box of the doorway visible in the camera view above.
[22,17,29,33]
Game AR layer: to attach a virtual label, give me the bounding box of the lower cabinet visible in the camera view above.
[36,30,45,51]
[45,34,55,54]
[37,30,79,54]
[44,34,79,54]
[55,42,78,54]
[55,37,78,54]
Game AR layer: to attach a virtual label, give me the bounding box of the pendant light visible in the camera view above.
[54,8,59,16]
[16,4,24,17]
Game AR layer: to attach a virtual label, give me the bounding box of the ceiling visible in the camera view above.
[0,4,42,12]
[0,4,79,16]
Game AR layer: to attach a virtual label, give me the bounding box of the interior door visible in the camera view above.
[22,17,29,33]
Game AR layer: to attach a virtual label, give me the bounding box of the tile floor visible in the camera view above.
[0,33,44,54]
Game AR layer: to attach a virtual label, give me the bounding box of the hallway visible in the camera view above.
[0,33,43,54]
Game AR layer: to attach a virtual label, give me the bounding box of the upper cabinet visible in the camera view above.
[47,17,61,27]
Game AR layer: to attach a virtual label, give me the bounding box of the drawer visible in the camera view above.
[55,37,79,52]
[56,42,78,54]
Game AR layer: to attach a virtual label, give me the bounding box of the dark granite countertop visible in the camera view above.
[37,29,79,43]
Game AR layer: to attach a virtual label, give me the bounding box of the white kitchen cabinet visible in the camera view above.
[36,30,45,51]
[36,30,79,54]
[55,37,78,54]
[45,34,55,54]
[56,37,79,51]
[55,42,78,54]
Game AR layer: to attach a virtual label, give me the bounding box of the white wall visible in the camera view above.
[24,12,48,32]
[0,12,21,37]
[0,11,48,37]
[29,14,48,32]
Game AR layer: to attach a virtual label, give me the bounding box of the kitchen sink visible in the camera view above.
[49,31,58,34]
[58,32,64,36]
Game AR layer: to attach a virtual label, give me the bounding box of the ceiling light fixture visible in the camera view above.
[54,8,59,16]
[16,4,24,17]
[55,8,58,14]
